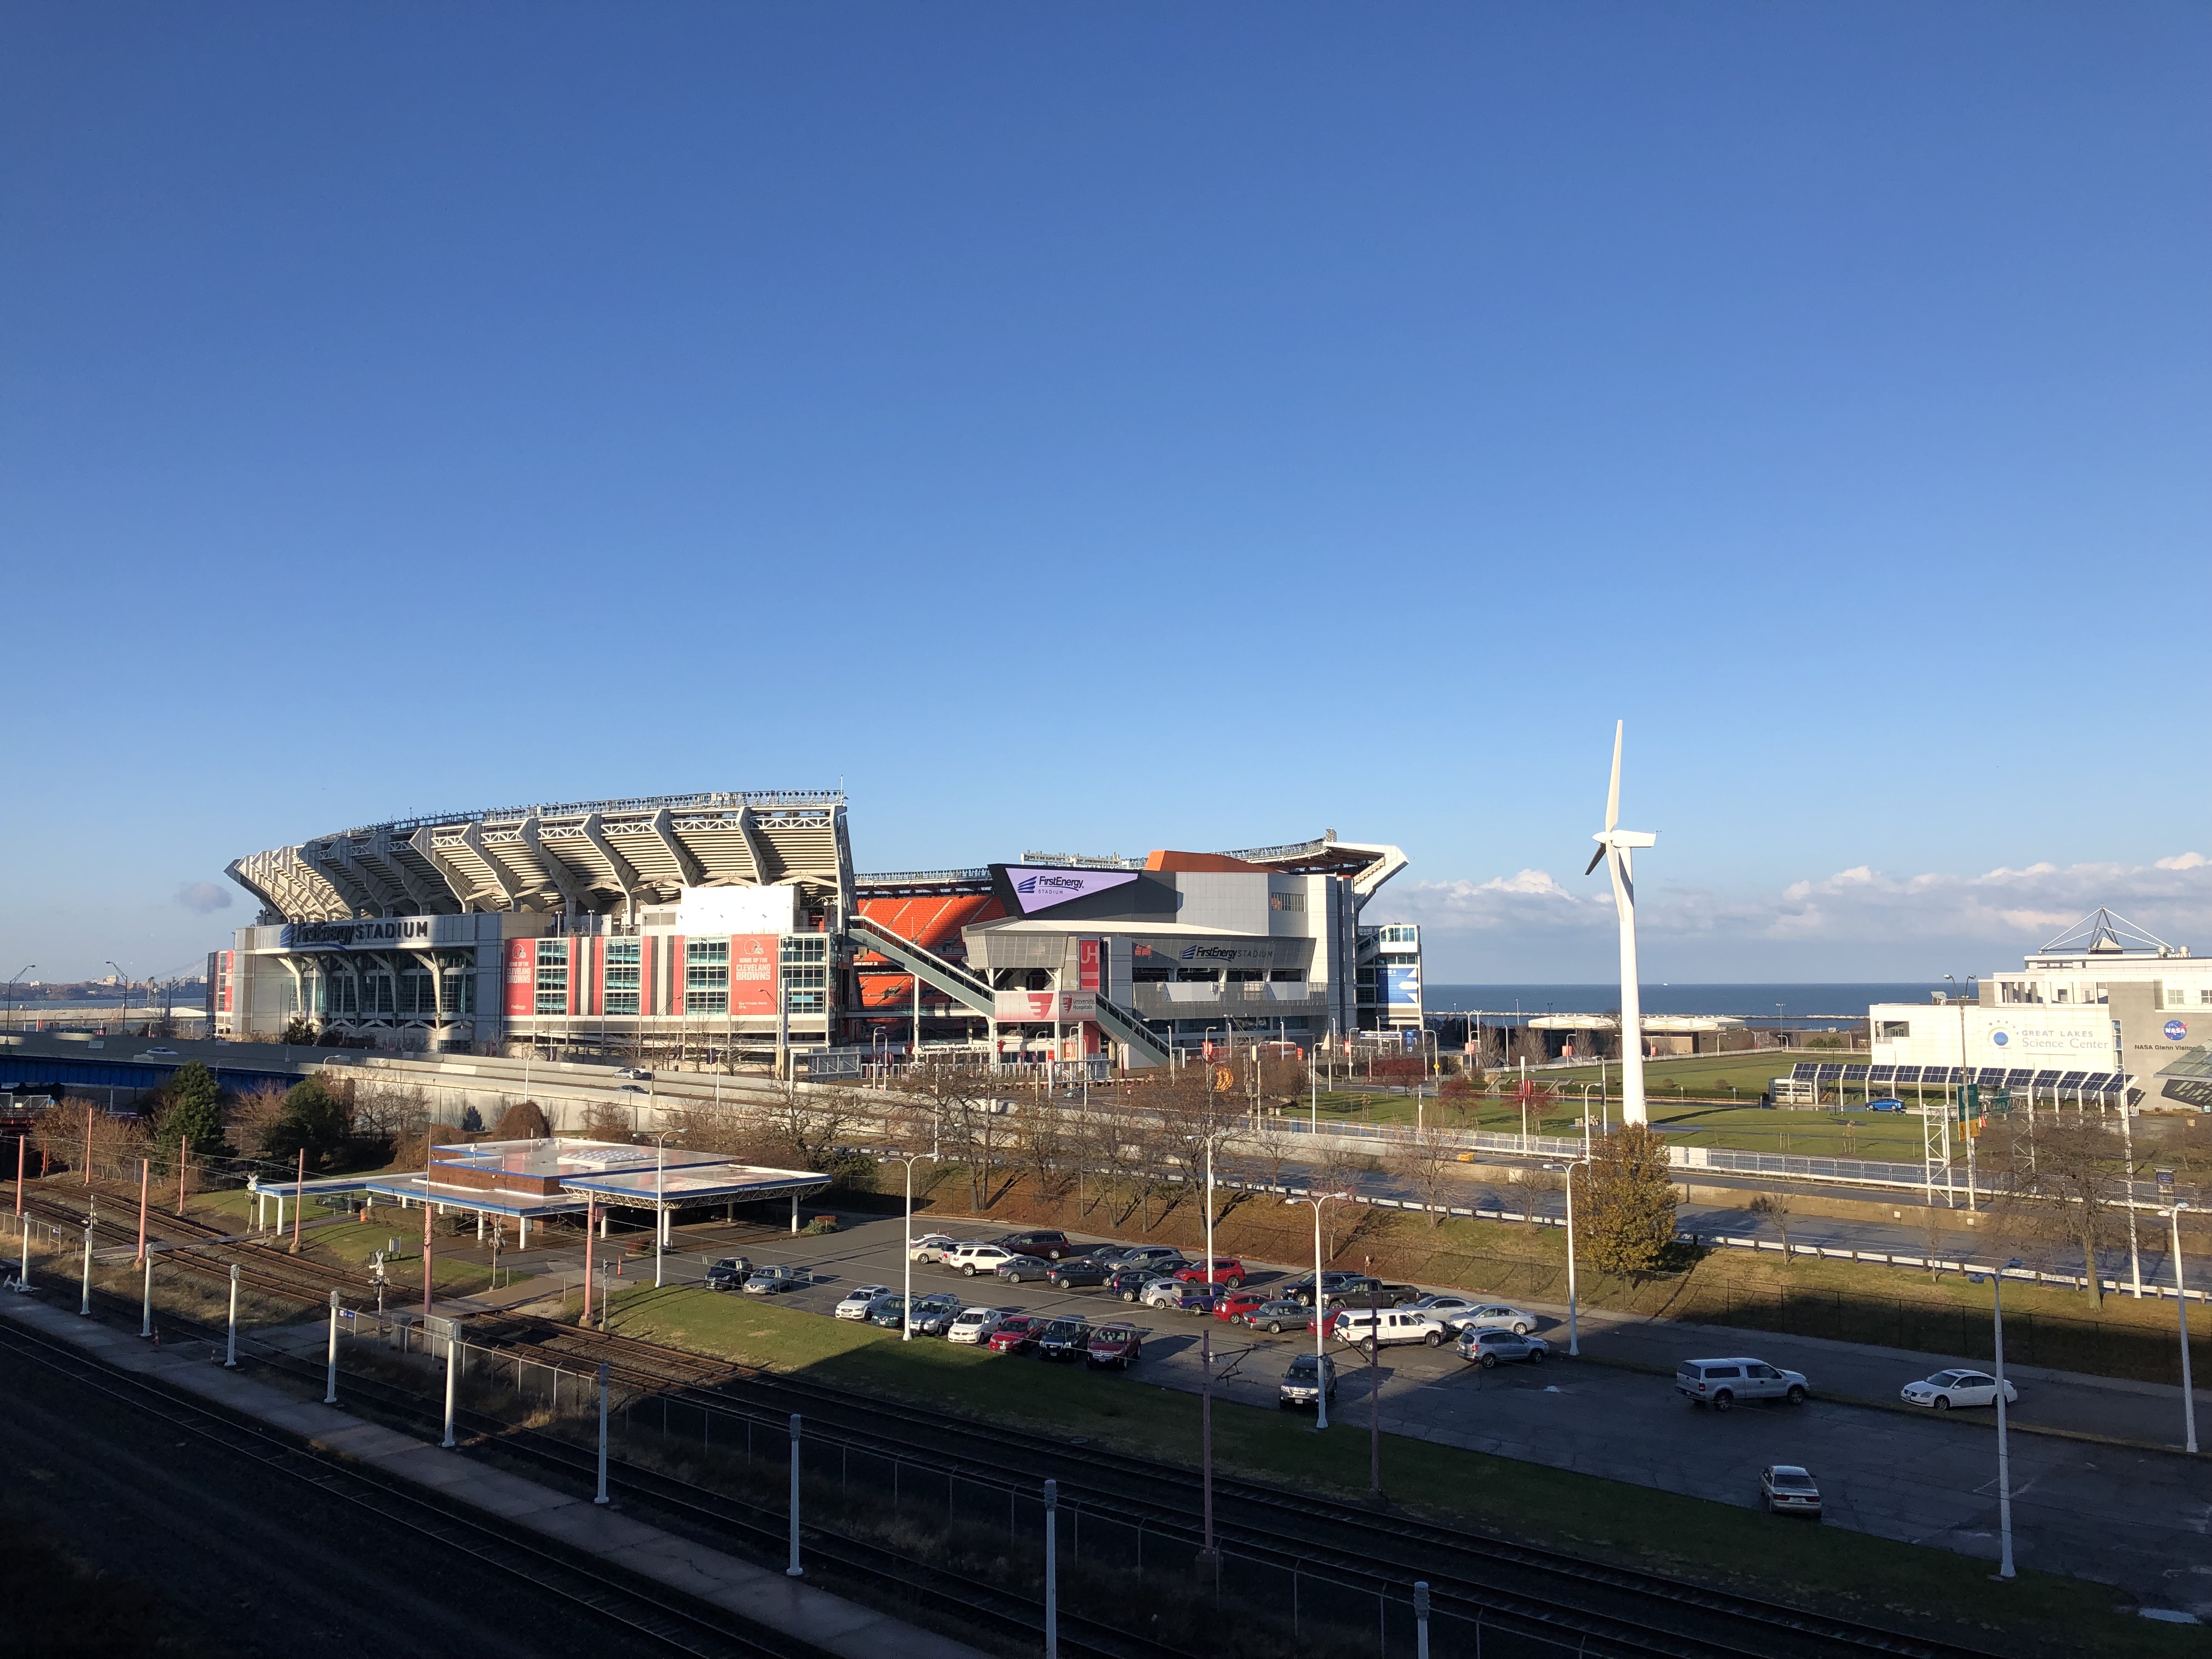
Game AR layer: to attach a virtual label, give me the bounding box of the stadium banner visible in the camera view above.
[1077,938,1101,990]
[1383,964,1421,1006]
[505,938,534,1017]
[731,934,778,1015]
[993,864,1141,915]
[994,989,1098,1023]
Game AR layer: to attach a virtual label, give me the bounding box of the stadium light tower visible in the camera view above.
[1583,722,1656,1127]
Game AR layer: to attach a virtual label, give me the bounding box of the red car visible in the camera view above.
[1086,1324,1144,1369]
[1173,1257,1247,1289]
[987,1314,1042,1355]
[1214,1290,1270,1323]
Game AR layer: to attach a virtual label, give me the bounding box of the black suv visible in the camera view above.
[704,1256,754,1291]
[995,1229,1074,1261]
[1036,1317,1094,1361]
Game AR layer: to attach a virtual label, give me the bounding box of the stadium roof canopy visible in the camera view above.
[228,790,850,923]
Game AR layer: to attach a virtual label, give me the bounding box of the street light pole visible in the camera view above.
[890,1152,931,1341]
[1285,1192,1345,1430]
[1564,1158,1584,1356]
[1991,1257,2020,1581]
[2171,1203,2197,1455]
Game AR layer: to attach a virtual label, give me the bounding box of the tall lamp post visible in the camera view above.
[888,1152,933,1340]
[1563,1157,1588,1356]
[2170,1202,2197,1455]
[1990,1256,2022,1581]
[5,964,31,1034]
[1285,1191,1349,1430]
[651,1132,674,1289]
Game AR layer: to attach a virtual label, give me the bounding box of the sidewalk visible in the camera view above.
[0,1292,985,1659]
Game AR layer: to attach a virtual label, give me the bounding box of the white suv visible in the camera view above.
[949,1243,1015,1277]
[1333,1307,1451,1351]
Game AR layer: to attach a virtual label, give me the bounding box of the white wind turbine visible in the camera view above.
[1584,721,1657,1127]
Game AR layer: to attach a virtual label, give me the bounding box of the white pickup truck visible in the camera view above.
[1331,1307,1452,1351]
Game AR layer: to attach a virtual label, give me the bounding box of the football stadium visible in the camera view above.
[213,791,1419,1069]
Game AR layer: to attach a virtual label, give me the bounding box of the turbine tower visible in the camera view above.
[1584,721,1657,1126]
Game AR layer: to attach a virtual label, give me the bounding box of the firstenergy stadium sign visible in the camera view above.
[998,866,1139,915]
[277,917,477,950]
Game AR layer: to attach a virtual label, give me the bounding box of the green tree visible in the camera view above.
[1584,1122,1678,1277]
[154,1062,228,1157]
[261,1076,353,1171]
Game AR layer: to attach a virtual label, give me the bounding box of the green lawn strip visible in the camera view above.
[591,1287,2188,1658]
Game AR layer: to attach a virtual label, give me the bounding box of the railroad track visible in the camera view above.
[496,1319,1999,1659]
[26,1272,1181,1659]
[0,1313,828,1659]
[18,1184,2000,1657]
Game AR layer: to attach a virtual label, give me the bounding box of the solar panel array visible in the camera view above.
[1787,1060,2125,1094]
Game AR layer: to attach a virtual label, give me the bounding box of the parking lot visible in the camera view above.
[618,1205,2212,1611]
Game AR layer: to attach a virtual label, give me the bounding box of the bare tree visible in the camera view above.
[1748,1192,1794,1265]
[1391,1127,1458,1226]
[1991,1117,2125,1305]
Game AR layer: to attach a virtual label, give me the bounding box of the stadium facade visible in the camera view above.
[212,791,1418,1068]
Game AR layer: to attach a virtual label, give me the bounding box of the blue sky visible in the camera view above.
[3,4,2207,985]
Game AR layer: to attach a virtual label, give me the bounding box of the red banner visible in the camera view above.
[731,934,778,1015]
[505,938,534,1017]
[1077,938,1100,991]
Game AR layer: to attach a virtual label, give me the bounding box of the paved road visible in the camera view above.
[565,1207,2212,1615]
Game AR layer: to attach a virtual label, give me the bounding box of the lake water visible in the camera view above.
[1424,983,1942,1027]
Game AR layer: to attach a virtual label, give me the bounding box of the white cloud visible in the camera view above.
[175,881,233,914]
[1372,851,2212,977]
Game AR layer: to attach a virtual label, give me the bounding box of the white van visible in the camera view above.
[1332,1307,1450,1351]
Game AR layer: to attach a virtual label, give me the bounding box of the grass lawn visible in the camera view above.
[1293,1076,1937,1160]
[590,1286,2193,1658]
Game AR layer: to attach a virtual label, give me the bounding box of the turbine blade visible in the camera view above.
[1584,845,1606,877]
[1606,720,1623,832]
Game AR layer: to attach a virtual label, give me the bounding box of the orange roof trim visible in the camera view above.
[1144,849,1266,873]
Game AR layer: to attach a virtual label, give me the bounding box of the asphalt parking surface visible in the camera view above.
[618,1206,2212,1612]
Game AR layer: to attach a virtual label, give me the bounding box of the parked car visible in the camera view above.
[909,1233,961,1263]
[988,1314,1043,1355]
[1279,1352,1338,1410]
[865,1294,910,1328]
[950,1243,1017,1277]
[1901,1369,2017,1410]
[1278,1271,1373,1308]
[1172,1257,1247,1290]
[1759,1465,1822,1517]
[1458,1327,1550,1368]
[1676,1358,1810,1410]
[1111,1245,1187,1270]
[1866,1098,1906,1113]
[994,1254,1056,1285]
[1139,1278,1190,1311]
[1453,1302,1541,1336]
[1048,1259,1116,1290]
[1109,1267,1174,1301]
[837,1285,895,1319]
[704,1256,754,1291]
[1171,1290,1221,1317]
[1242,1300,1315,1335]
[1080,1245,1139,1267]
[1214,1290,1272,1323]
[995,1229,1075,1261]
[1036,1317,1094,1362]
[904,1292,967,1336]
[1335,1307,1451,1351]
[947,1306,1014,1345]
[1086,1324,1144,1369]
[743,1265,809,1296]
